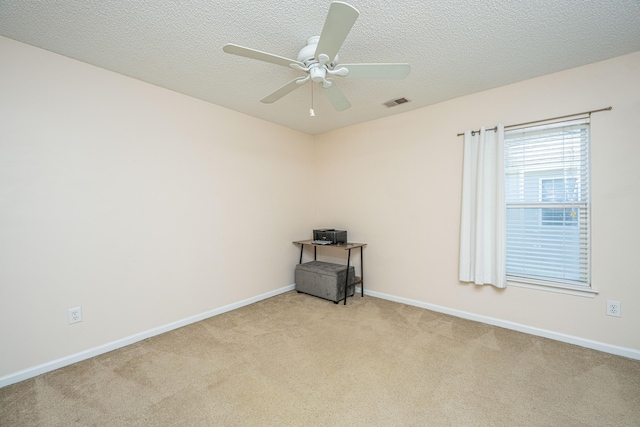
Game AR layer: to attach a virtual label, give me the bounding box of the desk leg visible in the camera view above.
[360,247,364,297]
[344,248,351,305]
[299,244,304,264]
[314,246,317,261]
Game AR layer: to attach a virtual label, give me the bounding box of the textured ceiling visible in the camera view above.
[1,0,639,135]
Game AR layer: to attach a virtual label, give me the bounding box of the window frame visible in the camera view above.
[503,118,596,297]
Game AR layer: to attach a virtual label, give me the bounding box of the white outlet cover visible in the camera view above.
[606,300,621,317]
[68,307,82,324]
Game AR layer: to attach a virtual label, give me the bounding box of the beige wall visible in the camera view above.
[0,37,315,378]
[314,51,640,351]
[2,34,638,383]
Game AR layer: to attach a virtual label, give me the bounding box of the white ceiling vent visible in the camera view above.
[383,97,410,108]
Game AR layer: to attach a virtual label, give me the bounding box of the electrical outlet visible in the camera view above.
[606,300,621,317]
[68,307,82,324]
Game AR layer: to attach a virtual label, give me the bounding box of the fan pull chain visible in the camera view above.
[310,83,315,117]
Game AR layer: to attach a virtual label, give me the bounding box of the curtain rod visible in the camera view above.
[456,106,612,137]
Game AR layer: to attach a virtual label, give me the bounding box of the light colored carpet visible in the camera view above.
[1,291,639,426]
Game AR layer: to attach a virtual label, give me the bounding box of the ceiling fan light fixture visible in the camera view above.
[309,65,326,82]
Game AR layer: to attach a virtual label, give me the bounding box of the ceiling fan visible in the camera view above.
[223,1,410,112]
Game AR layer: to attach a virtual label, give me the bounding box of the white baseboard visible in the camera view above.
[0,284,296,389]
[4,284,637,389]
[359,288,640,361]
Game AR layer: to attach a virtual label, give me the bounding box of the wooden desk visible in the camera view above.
[293,240,367,305]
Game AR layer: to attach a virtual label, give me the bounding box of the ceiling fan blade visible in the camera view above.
[314,2,359,63]
[338,63,411,79]
[322,81,351,111]
[223,44,303,68]
[260,79,304,104]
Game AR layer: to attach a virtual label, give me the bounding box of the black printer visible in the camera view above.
[313,229,347,244]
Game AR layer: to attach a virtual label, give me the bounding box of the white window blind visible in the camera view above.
[504,118,590,288]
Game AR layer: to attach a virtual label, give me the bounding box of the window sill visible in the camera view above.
[507,278,599,298]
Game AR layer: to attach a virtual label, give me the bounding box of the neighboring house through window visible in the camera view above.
[540,177,579,226]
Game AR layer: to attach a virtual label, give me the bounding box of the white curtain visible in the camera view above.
[459,124,506,288]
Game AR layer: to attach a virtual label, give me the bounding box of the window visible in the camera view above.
[504,119,590,289]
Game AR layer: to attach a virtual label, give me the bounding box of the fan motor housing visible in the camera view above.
[297,36,338,66]
[297,36,319,63]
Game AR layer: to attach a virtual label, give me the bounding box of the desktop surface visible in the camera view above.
[293,240,366,250]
